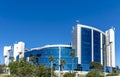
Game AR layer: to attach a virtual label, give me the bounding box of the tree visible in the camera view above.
[60,59,66,73]
[48,56,54,77]
[36,53,41,65]
[70,51,75,73]
[9,58,53,77]
[90,62,103,71]
[35,64,51,77]
[9,56,14,62]
[29,55,35,64]
[9,58,36,77]
[0,64,5,74]
[63,72,75,77]
[86,69,104,77]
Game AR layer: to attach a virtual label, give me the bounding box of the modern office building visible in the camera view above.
[72,24,115,71]
[3,24,115,73]
[24,44,78,72]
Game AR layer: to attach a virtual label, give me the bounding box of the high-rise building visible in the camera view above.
[72,24,115,71]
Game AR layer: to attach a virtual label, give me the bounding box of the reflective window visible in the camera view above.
[24,46,78,71]
[81,28,92,65]
[93,30,101,62]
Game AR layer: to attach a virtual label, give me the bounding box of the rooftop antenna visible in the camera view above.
[111,26,115,31]
[76,20,80,24]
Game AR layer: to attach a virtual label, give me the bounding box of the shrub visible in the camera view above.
[106,72,119,76]
[86,69,104,77]
[63,72,75,77]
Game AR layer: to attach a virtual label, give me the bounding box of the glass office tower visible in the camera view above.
[24,44,78,72]
[72,24,112,71]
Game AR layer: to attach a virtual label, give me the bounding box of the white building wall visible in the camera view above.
[72,24,82,64]
[14,44,19,61]
[109,28,115,67]
[105,28,115,67]
[18,42,25,58]
[77,25,81,64]
[14,41,25,61]
[4,46,12,66]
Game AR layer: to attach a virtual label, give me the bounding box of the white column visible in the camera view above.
[92,29,94,62]
[58,46,61,77]
[77,25,81,64]
[100,33,103,65]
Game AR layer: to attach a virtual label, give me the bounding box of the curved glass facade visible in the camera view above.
[24,45,78,71]
[72,24,106,71]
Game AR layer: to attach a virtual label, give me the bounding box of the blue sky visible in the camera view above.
[0,0,120,67]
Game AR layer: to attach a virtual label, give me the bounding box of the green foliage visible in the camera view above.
[48,56,54,62]
[9,58,54,77]
[60,59,66,71]
[70,51,75,72]
[90,62,103,71]
[29,55,35,61]
[9,56,14,62]
[9,58,36,77]
[29,55,35,64]
[63,72,75,77]
[86,69,104,77]
[0,64,5,74]
[106,72,119,76]
[70,51,75,58]
[35,64,51,77]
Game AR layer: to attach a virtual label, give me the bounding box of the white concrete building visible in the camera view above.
[105,28,115,67]
[3,46,12,66]
[14,41,25,61]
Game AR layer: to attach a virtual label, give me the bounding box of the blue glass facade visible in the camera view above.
[81,28,92,71]
[79,27,105,71]
[24,46,78,71]
[93,30,101,63]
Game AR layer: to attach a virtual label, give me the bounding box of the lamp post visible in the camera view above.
[58,46,61,77]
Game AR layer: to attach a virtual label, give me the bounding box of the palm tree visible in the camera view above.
[60,59,66,74]
[36,53,41,65]
[9,56,14,62]
[70,51,75,73]
[48,56,54,77]
[90,62,103,71]
[29,55,35,64]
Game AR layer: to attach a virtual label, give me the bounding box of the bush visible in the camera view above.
[86,69,104,77]
[63,72,75,77]
[106,72,119,76]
